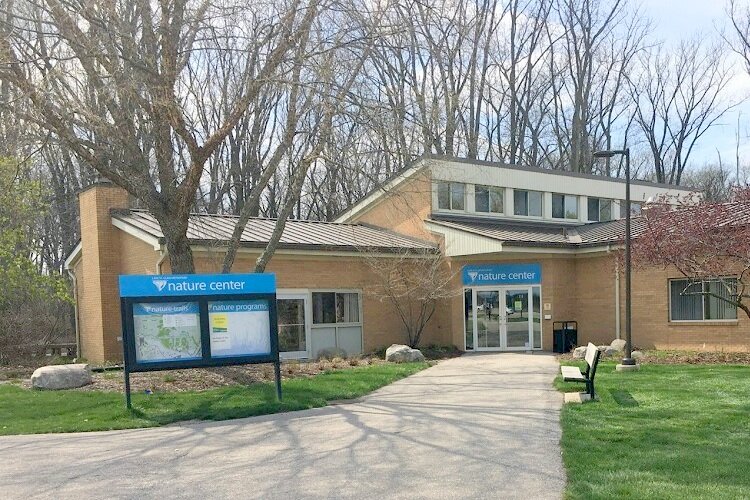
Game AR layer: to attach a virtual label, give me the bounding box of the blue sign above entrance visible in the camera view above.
[462,263,542,286]
[119,273,276,298]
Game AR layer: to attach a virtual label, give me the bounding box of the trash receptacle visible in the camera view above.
[553,321,578,353]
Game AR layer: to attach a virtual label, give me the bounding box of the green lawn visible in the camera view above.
[556,362,750,499]
[0,362,428,435]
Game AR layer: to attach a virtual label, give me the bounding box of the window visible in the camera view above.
[620,201,642,218]
[669,279,737,321]
[552,194,578,219]
[587,197,613,222]
[475,185,504,214]
[436,181,465,211]
[514,189,543,217]
[312,292,360,324]
[277,298,306,353]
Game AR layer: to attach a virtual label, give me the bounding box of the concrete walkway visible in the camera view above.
[0,353,564,499]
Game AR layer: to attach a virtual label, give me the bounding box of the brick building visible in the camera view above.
[66,155,750,363]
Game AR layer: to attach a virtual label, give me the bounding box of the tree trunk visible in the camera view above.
[153,209,195,274]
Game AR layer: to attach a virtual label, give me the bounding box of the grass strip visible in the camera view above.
[556,361,750,499]
[0,362,428,435]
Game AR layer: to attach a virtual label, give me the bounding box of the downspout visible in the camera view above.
[156,246,168,274]
[614,255,621,340]
[66,268,81,359]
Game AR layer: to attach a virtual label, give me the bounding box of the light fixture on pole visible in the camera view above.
[593,148,637,370]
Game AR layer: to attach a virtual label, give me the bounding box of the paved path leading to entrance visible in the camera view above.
[0,353,565,499]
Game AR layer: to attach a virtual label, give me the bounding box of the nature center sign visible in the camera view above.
[118,273,280,408]
[462,263,542,286]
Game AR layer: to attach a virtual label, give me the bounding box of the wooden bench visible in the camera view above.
[561,342,601,398]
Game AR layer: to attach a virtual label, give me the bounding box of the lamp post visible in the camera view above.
[593,148,637,369]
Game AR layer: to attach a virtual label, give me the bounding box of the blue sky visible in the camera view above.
[641,0,750,169]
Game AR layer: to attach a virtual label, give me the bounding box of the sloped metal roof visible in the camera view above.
[426,215,640,248]
[111,209,438,254]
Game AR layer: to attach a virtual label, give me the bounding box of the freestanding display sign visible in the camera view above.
[118,273,280,408]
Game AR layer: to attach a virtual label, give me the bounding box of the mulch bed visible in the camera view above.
[558,350,750,365]
[11,357,390,393]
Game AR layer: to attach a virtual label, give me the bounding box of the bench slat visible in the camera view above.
[561,366,585,380]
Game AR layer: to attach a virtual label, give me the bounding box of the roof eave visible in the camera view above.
[188,239,439,255]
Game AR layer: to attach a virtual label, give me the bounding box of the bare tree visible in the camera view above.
[630,37,736,185]
[0,0,322,272]
[728,0,750,74]
[365,250,458,347]
[486,0,553,165]
[548,0,645,173]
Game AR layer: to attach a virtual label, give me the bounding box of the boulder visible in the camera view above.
[610,339,627,352]
[572,346,587,359]
[31,363,92,390]
[598,345,618,357]
[385,344,425,363]
[631,350,645,361]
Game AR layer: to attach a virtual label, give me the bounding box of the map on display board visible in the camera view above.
[132,302,202,363]
[208,300,271,357]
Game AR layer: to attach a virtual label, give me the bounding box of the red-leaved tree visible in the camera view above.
[631,188,750,318]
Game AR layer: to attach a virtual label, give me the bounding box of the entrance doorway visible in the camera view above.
[464,286,542,351]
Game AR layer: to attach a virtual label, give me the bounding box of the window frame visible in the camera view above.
[435,181,466,212]
[311,289,363,326]
[474,185,504,214]
[513,189,543,218]
[552,193,579,220]
[668,278,738,323]
[587,197,613,222]
[620,201,642,218]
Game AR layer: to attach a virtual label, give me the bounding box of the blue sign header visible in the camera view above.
[119,273,277,298]
[462,263,541,286]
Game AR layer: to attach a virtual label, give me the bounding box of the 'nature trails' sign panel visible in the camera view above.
[133,302,202,363]
[118,273,280,408]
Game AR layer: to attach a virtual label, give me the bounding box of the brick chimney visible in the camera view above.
[76,183,129,363]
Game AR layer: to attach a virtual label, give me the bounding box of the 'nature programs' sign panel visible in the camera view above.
[208,300,271,357]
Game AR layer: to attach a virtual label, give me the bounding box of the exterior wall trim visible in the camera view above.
[425,219,617,256]
[63,240,82,270]
[111,217,162,250]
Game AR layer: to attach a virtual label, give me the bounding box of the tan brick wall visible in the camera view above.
[74,181,750,360]
[182,249,451,351]
[120,235,159,275]
[351,172,437,243]
[77,184,129,362]
[629,267,750,352]
[446,253,750,353]
[573,254,619,346]
[572,256,750,351]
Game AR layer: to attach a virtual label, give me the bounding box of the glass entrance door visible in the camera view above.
[475,290,501,349]
[504,288,532,349]
[465,286,538,351]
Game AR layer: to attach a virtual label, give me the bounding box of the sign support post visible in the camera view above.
[274,360,282,401]
[124,367,132,409]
